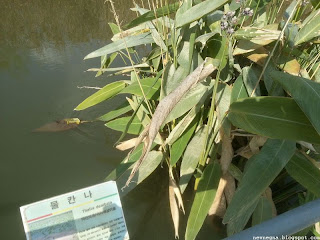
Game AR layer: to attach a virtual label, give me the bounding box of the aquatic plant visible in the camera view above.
[76,0,320,238]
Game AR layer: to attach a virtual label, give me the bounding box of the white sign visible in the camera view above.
[20,181,129,240]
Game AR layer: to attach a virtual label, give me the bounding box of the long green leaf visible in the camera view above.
[185,161,221,240]
[121,77,161,100]
[286,152,320,197]
[105,116,143,135]
[170,114,199,166]
[223,139,296,234]
[175,0,228,28]
[252,196,273,226]
[294,10,320,46]
[124,2,180,29]
[116,151,164,196]
[228,97,320,144]
[231,75,248,103]
[242,66,261,96]
[75,81,126,111]
[269,70,320,136]
[84,33,154,59]
[104,144,144,181]
[97,102,132,122]
[180,126,207,193]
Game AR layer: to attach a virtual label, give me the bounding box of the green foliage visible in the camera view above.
[75,81,125,110]
[76,0,320,238]
[185,161,221,240]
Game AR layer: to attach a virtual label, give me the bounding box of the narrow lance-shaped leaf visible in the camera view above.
[269,70,320,136]
[97,101,132,122]
[170,114,199,166]
[75,81,126,111]
[84,33,154,59]
[121,77,161,100]
[231,75,248,103]
[116,151,164,197]
[286,152,320,198]
[228,97,320,144]
[223,139,296,235]
[124,2,180,29]
[175,0,228,28]
[105,116,143,135]
[185,161,221,240]
[252,196,274,226]
[180,125,208,193]
[294,10,320,46]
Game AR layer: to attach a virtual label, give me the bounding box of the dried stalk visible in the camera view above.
[125,58,217,187]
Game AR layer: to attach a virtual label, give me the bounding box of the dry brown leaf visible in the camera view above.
[224,172,236,205]
[220,130,233,174]
[315,222,320,235]
[169,167,185,213]
[245,47,268,66]
[233,39,274,55]
[169,180,180,239]
[236,145,254,159]
[249,136,267,154]
[169,167,184,239]
[208,176,227,218]
[264,187,277,217]
[116,137,139,151]
[125,58,217,187]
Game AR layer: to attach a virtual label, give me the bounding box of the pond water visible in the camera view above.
[1,1,224,239]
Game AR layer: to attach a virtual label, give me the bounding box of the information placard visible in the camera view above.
[20,181,129,240]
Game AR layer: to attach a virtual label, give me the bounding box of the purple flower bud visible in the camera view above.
[220,21,228,30]
[227,27,234,35]
[231,16,238,25]
[242,7,253,16]
[226,11,236,18]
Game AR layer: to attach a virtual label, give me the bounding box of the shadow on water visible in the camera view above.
[1,0,225,239]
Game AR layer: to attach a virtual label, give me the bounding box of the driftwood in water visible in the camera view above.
[33,118,83,132]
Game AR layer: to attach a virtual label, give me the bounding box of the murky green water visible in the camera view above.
[1,1,224,239]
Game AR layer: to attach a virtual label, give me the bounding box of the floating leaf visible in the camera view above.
[185,161,221,240]
[286,152,320,198]
[175,0,228,28]
[294,10,320,46]
[269,70,320,136]
[180,126,208,193]
[105,116,143,135]
[223,139,296,234]
[228,97,320,144]
[121,77,161,100]
[75,81,126,111]
[84,33,154,59]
